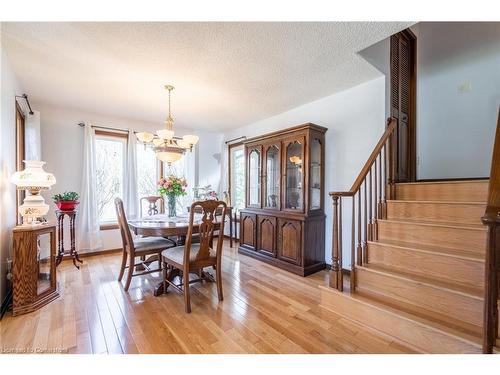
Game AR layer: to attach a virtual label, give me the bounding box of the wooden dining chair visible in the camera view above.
[115,198,175,291]
[160,200,227,313]
[140,196,165,217]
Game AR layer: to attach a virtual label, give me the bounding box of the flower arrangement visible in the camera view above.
[158,175,188,197]
[158,175,188,217]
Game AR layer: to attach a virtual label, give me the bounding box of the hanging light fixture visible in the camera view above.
[135,85,199,165]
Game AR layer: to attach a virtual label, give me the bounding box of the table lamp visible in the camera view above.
[11,160,56,225]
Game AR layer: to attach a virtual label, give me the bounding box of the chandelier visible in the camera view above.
[136,85,199,165]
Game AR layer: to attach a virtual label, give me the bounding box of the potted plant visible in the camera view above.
[52,191,80,211]
[158,175,187,217]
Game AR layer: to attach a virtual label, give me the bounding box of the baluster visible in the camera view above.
[350,196,356,291]
[383,143,388,216]
[368,168,373,241]
[330,196,342,290]
[373,161,378,240]
[339,197,343,291]
[357,191,362,266]
[378,153,383,219]
[363,179,368,262]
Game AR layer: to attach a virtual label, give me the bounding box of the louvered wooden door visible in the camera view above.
[390,29,416,182]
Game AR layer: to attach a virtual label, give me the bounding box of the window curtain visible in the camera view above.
[220,141,229,200]
[124,131,139,219]
[76,123,102,252]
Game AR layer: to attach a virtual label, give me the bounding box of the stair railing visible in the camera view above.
[329,118,397,291]
[482,107,500,354]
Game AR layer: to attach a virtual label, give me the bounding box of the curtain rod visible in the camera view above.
[225,136,246,145]
[15,94,34,115]
[78,122,131,134]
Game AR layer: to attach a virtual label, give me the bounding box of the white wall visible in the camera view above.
[35,101,223,252]
[224,77,386,267]
[413,22,500,179]
[0,36,24,304]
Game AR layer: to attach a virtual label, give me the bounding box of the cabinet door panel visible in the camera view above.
[263,143,281,210]
[283,136,305,212]
[257,215,276,257]
[240,213,256,250]
[277,218,302,265]
[246,146,262,208]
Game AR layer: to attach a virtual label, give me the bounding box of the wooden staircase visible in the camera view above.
[321,180,500,353]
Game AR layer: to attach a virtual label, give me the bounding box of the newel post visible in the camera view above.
[330,196,343,291]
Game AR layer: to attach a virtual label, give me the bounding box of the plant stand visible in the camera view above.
[55,209,83,269]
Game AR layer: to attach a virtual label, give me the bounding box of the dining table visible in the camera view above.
[128,213,222,296]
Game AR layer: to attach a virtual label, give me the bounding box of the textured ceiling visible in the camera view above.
[1,22,412,131]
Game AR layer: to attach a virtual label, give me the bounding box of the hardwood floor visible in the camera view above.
[0,240,416,354]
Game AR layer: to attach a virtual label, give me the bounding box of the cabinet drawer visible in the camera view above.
[257,215,277,257]
[277,218,302,265]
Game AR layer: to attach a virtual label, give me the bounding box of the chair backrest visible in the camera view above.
[115,197,135,252]
[140,196,165,217]
[184,200,227,263]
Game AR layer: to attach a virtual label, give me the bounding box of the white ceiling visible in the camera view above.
[2,22,412,131]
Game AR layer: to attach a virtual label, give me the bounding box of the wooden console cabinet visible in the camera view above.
[239,123,327,276]
[12,224,59,316]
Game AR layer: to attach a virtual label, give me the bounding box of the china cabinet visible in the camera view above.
[239,123,327,276]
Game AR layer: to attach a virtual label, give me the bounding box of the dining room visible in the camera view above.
[2,4,500,366]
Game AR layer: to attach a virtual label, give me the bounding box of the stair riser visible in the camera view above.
[367,243,484,288]
[395,182,488,202]
[320,288,482,353]
[386,201,485,225]
[355,268,483,329]
[378,221,487,255]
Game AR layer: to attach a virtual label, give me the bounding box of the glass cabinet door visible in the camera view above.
[284,138,304,210]
[247,147,261,207]
[264,144,280,209]
[310,138,322,210]
[35,231,55,296]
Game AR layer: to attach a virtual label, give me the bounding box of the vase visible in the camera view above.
[167,195,176,217]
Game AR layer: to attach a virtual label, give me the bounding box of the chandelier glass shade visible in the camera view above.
[135,85,199,165]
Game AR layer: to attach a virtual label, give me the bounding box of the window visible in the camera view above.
[229,143,245,212]
[137,143,161,216]
[95,132,127,224]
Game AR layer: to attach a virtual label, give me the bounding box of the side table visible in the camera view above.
[55,209,83,269]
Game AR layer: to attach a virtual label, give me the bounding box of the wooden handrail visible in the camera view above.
[328,117,397,291]
[482,106,500,354]
[330,118,397,197]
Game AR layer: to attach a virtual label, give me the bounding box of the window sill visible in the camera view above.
[100,223,119,231]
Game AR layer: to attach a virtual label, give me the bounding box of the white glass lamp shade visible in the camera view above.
[157,129,174,140]
[136,132,154,143]
[182,134,199,147]
[156,151,183,165]
[11,160,55,225]
[176,139,190,149]
[10,160,56,190]
[153,138,165,147]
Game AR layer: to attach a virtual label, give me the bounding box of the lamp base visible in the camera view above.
[19,192,49,225]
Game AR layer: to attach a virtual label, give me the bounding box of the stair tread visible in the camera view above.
[387,199,486,205]
[324,286,483,350]
[368,239,485,261]
[395,180,488,186]
[379,218,486,230]
[359,263,484,298]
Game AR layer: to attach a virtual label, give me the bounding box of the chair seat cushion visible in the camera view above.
[133,237,175,253]
[161,244,216,264]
